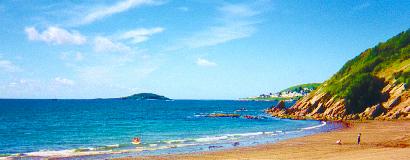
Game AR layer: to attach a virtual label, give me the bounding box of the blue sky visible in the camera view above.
[0,0,409,99]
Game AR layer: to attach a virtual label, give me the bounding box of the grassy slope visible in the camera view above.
[318,29,410,113]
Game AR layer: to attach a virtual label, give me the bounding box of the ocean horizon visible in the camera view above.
[0,99,341,159]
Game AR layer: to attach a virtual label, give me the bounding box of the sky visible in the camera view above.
[0,0,409,99]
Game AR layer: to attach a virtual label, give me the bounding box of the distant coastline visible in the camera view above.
[240,83,321,101]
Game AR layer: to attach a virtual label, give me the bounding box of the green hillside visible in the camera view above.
[242,83,321,101]
[280,83,321,93]
[322,29,410,114]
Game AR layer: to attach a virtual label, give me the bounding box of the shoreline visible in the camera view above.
[2,120,342,159]
[116,120,410,160]
[3,120,408,160]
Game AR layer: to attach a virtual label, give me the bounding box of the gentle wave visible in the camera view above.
[24,149,113,158]
[6,121,329,159]
[162,131,277,145]
[2,144,127,159]
[301,121,327,130]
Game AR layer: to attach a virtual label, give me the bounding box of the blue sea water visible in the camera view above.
[0,99,340,159]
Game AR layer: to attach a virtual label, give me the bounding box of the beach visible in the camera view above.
[118,120,410,160]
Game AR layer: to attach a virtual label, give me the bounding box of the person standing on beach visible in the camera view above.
[357,133,361,145]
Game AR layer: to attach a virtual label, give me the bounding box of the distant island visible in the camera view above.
[241,83,321,101]
[119,93,171,100]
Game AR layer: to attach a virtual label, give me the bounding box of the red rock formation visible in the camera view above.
[267,82,409,120]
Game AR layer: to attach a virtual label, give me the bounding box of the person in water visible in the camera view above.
[357,133,361,145]
[133,137,140,143]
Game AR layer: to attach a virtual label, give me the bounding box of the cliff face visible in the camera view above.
[267,30,410,120]
[267,82,409,120]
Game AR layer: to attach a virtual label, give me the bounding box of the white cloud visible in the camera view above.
[196,58,217,67]
[219,3,258,17]
[0,57,22,73]
[54,77,75,86]
[24,26,86,45]
[92,27,162,54]
[78,0,162,25]
[182,21,255,48]
[119,27,164,44]
[168,3,260,50]
[94,36,131,53]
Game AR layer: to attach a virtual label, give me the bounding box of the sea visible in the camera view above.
[0,99,342,159]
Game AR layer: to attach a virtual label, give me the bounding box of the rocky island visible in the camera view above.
[119,93,171,100]
[267,29,410,120]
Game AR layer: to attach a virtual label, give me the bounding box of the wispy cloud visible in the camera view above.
[0,56,23,73]
[1,79,43,98]
[54,77,75,86]
[181,21,255,49]
[60,51,84,61]
[93,36,131,53]
[77,0,163,25]
[24,26,86,45]
[118,27,164,44]
[0,78,77,98]
[93,27,163,53]
[196,58,217,67]
[168,2,262,50]
[177,6,189,12]
[219,3,259,17]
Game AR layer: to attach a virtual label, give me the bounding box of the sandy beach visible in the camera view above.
[117,120,410,160]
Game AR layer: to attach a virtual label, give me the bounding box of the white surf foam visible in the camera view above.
[195,135,230,142]
[24,149,79,157]
[7,121,329,159]
[6,143,126,159]
[301,121,326,130]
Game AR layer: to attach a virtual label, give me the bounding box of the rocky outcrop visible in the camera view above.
[267,30,410,121]
[266,82,409,120]
[380,87,410,120]
[267,100,289,118]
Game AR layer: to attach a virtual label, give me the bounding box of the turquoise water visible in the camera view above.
[0,99,338,158]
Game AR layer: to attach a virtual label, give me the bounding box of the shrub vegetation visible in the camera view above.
[323,29,410,113]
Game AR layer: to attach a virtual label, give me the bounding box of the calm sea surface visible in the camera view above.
[0,99,339,158]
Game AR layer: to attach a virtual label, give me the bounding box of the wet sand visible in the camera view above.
[117,120,410,160]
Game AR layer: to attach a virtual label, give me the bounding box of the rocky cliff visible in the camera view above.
[267,29,410,120]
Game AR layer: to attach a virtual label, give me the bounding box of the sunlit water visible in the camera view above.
[0,99,341,159]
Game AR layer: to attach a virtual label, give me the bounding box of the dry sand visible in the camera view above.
[116,120,410,160]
